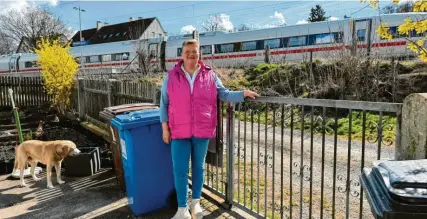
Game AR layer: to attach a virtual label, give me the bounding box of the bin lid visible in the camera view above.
[100,103,158,122]
[111,108,160,130]
[105,103,158,115]
[375,159,427,189]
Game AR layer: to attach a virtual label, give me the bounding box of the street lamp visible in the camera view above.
[73,5,86,76]
[73,6,86,42]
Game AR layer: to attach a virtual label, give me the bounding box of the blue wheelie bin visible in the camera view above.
[110,108,176,216]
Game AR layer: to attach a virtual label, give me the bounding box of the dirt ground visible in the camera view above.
[0,168,254,219]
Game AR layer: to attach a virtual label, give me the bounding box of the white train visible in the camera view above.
[0,12,426,77]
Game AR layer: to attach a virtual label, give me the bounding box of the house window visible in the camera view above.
[177,48,182,56]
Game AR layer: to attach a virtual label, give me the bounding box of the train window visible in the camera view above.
[315,33,334,44]
[357,29,366,42]
[102,55,111,62]
[334,32,344,43]
[256,40,265,50]
[25,61,32,68]
[389,26,401,39]
[90,55,99,63]
[177,48,182,57]
[282,38,289,48]
[220,44,234,53]
[123,52,130,60]
[266,39,281,49]
[200,45,212,55]
[289,36,306,47]
[242,41,257,51]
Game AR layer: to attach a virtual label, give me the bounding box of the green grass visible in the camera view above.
[223,107,397,146]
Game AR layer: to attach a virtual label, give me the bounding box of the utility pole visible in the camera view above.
[73,6,86,42]
[73,4,86,75]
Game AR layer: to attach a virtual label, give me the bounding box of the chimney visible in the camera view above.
[96,21,103,30]
[104,22,109,26]
[129,17,133,22]
[138,17,142,20]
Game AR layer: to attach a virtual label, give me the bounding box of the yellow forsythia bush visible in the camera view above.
[34,37,79,114]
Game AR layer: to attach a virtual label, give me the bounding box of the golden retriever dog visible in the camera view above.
[13,140,81,188]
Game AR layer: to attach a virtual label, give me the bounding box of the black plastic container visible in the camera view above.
[361,159,427,219]
[64,147,101,177]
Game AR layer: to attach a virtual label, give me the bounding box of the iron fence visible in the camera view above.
[196,97,402,219]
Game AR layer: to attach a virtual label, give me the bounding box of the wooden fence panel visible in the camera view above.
[0,76,52,108]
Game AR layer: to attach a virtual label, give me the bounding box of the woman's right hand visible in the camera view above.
[162,127,171,144]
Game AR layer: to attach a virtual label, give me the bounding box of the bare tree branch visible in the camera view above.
[0,7,71,52]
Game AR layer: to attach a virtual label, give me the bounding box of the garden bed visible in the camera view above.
[0,108,112,175]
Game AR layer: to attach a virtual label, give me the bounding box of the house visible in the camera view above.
[70,17,167,47]
[15,34,68,53]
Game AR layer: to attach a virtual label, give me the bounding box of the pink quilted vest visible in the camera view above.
[167,60,218,139]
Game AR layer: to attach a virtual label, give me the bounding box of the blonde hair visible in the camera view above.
[182,39,199,48]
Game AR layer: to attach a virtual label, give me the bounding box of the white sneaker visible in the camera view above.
[171,207,191,219]
[190,199,203,219]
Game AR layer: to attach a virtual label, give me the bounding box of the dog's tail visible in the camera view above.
[12,143,21,174]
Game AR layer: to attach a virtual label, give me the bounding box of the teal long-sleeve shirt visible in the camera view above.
[159,73,244,123]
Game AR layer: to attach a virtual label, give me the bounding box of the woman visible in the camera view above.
[160,39,258,219]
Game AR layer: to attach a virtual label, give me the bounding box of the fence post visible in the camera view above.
[225,102,235,208]
[264,45,270,64]
[152,85,158,104]
[107,79,112,107]
[396,93,427,160]
[77,79,85,120]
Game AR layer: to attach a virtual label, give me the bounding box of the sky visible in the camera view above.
[0,0,410,37]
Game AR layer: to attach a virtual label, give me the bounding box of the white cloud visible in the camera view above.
[297,20,308,25]
[216,13,234,31]
[48,0,58,6]
[270,11,286,25]
[180,25,196,34]
[0,0,32,15]
[329,16,339,21]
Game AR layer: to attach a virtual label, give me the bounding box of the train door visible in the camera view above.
[160,41,166,71]
[8,55,20,74]
[351,19,372,56]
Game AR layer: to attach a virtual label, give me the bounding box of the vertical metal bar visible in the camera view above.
[244,106,247,207]
[290,105,294,219]
[216,101,220,189]
[300,105,305,219]
[226,102,235,205]
[257,105,261,213]
[251,106,254,210]
[280,104,285,219]
[272,107,276,219]
[359,110,367,219]
[332,108,338,219]
[321,107,326,219]
[395,109,402,160]
[377,111,383,160]
[222,103,225,193]
[264,103,268,218]
[345,109,353,219]
[237,103,241,204]
[309,106,314,219]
